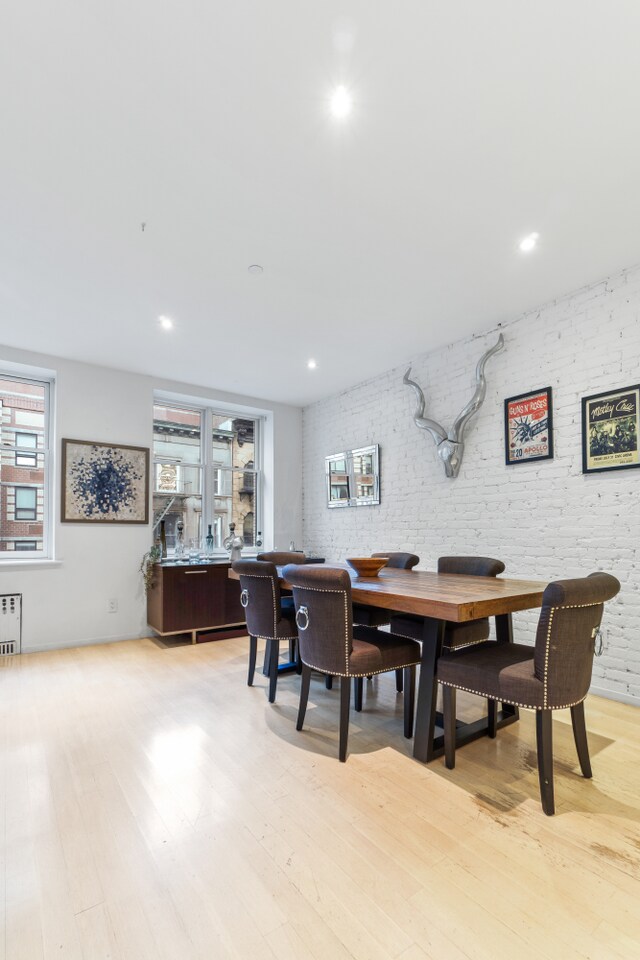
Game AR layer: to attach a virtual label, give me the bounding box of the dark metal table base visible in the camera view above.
[413,612,519,763]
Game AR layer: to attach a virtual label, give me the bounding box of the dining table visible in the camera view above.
[230,562,547,763]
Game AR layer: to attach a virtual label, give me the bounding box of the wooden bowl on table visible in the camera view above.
[345,557,389,577]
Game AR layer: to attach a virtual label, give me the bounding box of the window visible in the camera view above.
[152,401,262,554]
[1,375,51,557]
[15,486,37,520]
[15,432,38,467]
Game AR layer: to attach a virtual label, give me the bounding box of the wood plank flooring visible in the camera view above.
[1,635,639,960]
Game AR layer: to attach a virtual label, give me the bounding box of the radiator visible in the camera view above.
[0,594,21,655]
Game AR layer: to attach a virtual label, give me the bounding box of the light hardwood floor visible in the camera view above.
[1,635,639,960]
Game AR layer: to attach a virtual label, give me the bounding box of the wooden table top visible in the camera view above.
[229,562,547,623]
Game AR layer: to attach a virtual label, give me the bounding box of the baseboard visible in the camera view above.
[21,631,150,654]
[589,684,640,707]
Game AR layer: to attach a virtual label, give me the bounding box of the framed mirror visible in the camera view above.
[326,444,380,508]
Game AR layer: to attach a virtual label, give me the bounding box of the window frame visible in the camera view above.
[152,398,263,556]
[0,373,53,561]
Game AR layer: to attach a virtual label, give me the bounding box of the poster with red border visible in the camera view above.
[504,388,553,465]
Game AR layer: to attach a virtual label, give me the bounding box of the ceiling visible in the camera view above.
[2,2,640,406]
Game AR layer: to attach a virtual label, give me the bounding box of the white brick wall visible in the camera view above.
[302,264,640,705]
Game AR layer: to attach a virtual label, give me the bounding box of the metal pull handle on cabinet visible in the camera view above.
[240,589,249,608]
[185,570,208,575]
[296,605,309,631]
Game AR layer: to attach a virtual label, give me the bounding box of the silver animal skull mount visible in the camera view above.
[403,334,504,478]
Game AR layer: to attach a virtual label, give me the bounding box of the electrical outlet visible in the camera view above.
[107,598,118,614]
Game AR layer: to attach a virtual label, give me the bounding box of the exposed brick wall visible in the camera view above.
[302,265,640,704]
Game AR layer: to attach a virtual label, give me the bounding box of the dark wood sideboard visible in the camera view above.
[147,560,246,644]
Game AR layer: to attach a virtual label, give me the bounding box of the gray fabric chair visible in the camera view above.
[352,552,421,693]
[257,551,306,565]
[437,572,620,815]
[232,559,298,703]
[284,564,421,762]
[352,552,420,628]
[390,556,505,650]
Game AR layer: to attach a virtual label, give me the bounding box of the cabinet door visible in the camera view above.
[161,565,225,632]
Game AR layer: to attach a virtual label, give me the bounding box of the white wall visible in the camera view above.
[0,345,303,652]
[303,265,640,705]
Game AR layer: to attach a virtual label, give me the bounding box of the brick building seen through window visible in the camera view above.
[0,377,48,554]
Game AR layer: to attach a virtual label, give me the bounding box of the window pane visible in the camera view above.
[14,486,37,520]
[153,404,202,464]
[1,375,47,557]
[213,468,257,548]
[211,416,255,466]
[15,431,38,467]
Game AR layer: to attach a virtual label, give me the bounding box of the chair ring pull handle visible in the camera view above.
[296,605,309,631]
[240,588,249,608]
[594,627,604,657]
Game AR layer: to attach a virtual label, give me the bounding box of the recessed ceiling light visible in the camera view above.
[158,315,174,330]
[330,85,352,120]
[519,232,540,253]
[307,359,317,370]
[248,264,264,275]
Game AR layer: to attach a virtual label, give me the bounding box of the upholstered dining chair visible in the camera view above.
[352,552,420,627]
[437,572,620,815]
[389,555,505,704]
[284,564,422,762]
[390,555,505,651]
[232,559,299,703]
[352,552,421,693]
[257,551,306,565]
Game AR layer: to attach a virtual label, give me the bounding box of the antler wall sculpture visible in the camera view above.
[403,333,504,478]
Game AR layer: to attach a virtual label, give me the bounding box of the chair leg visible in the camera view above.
[268,639,279,703]
[295,638,302,674]
[395,668,403,693]
[339,676,351,762]
[262,640,271,676]
[296,665,311,730]
[443,685,457,769]
[247,636,257,686]
[325,675,333,690]
[536,709,555,815]
[354,677,363,712]
[289,637,296,662]
[571,701,592,779]
[403,665,416,738]
[487,698,498,738]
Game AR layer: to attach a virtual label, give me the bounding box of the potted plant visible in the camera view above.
[140,544,162,594]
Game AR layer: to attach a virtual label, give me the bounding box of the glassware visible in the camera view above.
[174,520,186,561]
[189,538,201,562]
[205,523,214,558]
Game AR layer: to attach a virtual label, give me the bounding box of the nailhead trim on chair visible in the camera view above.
[543,601,602,709]
[238,571,280,640]
[438,679,586,712]
[293,583,420,678]
[390,628,486,651]
[303,659,422,680]
[289,584,351,674]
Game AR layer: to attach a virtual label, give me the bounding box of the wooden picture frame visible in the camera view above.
[504,387,553,465]
[61,439,150,523]
[581,384,640,474]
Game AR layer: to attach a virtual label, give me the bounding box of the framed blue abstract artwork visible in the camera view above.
[61,439,149,523]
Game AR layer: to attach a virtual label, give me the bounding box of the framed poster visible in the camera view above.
[582,385,640,474]
[61,439,150,522]
[504,388,553,465]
